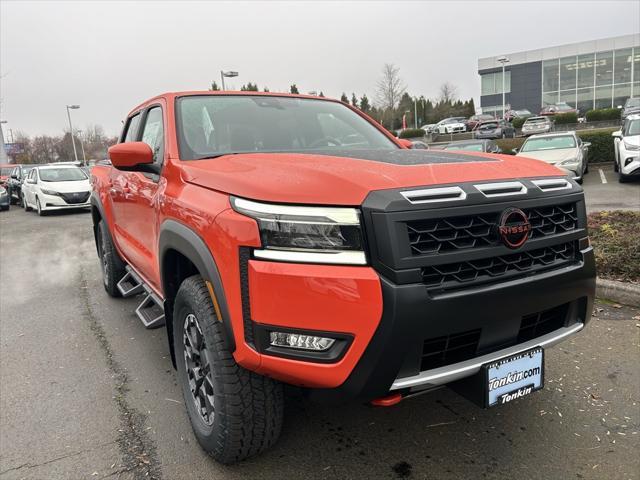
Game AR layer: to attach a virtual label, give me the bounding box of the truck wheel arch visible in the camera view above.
[159,220,236,368]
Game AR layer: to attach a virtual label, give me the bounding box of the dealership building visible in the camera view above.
[478,33,640,117]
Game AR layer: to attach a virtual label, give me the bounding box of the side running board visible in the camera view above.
[116,267,166,329]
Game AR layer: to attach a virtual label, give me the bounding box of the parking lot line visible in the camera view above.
[598,168,607,184]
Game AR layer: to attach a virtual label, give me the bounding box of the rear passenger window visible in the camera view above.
[140,107,164,164]
[124,114,141,142]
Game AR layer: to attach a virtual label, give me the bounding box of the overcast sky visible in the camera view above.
[1,0,638,137]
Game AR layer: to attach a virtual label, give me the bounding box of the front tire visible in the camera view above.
[174,275,283,465]
[23,195,31,212]
[36,197,45,216]
[97,220,126,297]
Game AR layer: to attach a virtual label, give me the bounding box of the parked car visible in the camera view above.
[420,124,437,134]
[521,116,553,136]
[505,109,533,122]
[516,132,590,183]
[465,114,495,131]
[612,113,640,183]
[620,97,640,122]
[435,117,466,134]
[443,139,501,153]
[474,119,516,139]
[540,102,579,116]
[22,164,91,215]
[91,91,595,464]
[0,185,9,211]
[7,164,35,205]
[0,164,13,187]
[410,140,429,149]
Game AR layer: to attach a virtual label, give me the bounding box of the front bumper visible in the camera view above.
[618,146,640,176]
[0,194,9,207]
[40,192,91,210]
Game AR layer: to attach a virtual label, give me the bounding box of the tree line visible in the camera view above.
[210,63,475,130]
[8,125,117,164]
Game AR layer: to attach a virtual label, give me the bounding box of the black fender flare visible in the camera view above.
[158,220,236,356]
[90,192,107,255]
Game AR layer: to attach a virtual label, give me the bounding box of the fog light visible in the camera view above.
[269,332,335,351]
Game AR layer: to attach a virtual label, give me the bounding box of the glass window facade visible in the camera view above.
[542,46,640,113]
[481,71,511,95]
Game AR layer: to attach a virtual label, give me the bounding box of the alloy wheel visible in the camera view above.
[183,313,215,426]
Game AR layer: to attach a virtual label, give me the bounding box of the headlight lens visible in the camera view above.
[40,188,59,196]
[560,158,579,165]
[623,140,639,151]
[231,197,366,265]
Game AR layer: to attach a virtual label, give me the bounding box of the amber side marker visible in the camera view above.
[371,393,403,407]
[205,281,223,322]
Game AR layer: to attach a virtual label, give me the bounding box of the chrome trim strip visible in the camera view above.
[390,323,584,391]
[400,186,467,204]
[474,181,527,197]
[532,178,573,192]
[253,249,367,265]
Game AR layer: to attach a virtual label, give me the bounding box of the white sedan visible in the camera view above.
[22,164,91,216]
[613,114,640,183]
[435,118,466,134]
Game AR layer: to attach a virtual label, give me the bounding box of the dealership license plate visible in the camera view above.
[485,348,544,407]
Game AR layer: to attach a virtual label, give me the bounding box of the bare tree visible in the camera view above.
[375,63,406,111]
[438,82,458,104]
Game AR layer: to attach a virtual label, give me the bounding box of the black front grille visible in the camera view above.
[420,303,570,372]
[518,303,569,342]
[421,241,577,291]
[407,203,578,256]
[421,329,481,371]
[60,191,90,204]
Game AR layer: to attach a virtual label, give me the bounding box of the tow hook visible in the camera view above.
[370,393,403,407]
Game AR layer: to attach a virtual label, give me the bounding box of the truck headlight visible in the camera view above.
[623,140,639,151]
[231,197,366,265]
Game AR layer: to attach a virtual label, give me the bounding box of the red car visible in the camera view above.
[0,163,14,187]
[540,102,579,116]
[92,91,595,463]
[465,113,495,131]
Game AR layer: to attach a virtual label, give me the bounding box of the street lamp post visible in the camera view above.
[66,105,80,163]
[220,70,239,91]
[497,56,510,119]
[0,120,8,163]
[414,98,418,129]
[77,129,87,166]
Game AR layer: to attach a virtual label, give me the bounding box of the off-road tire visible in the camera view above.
[173,275,283,464]
[97,220,125,297]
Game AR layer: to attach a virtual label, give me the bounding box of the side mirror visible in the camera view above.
[611,131,622,138]
[108,142,154,169]
[397,138,413,149]
[10,174,18,179]
[617,105,623,109]
[512,148,519,154]
[583,142,591,148]
[26,178,36,184]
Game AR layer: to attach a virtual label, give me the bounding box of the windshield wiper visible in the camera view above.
[195,152,241,160]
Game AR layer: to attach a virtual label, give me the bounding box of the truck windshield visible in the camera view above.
[521,136,576,152]
[39,168,88,182]
[176,95,398,160]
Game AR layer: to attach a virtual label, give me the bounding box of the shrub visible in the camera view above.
[553,112,578,124]
[588,211,640,283]
[585,108,621,122]
[495,137,525,154]
[399,128,425,139]
[577,129,616,163]
[512,117,527,129]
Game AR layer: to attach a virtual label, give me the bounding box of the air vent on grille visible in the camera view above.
[518,303,569,342]
[532,178,572,192]
[401,186,466,204]
[474,181,527,197]
[421,242,577,290]
[421,329,481,371]
[407,203,578,255]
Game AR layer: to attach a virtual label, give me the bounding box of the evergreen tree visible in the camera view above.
[319,91,324,97]
[340,92,349,103]
[359,94,371,113]
[351,93,358,107]
[290,84,299,94]
[210,81,220,91]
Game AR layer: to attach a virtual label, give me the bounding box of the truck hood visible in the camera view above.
[180,149,564,205]
[516,148,577,164]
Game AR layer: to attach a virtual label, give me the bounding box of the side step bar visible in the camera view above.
[116,267,165,329]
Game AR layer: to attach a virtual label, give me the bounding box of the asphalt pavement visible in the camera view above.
[1,202,639,480]
[583,163,640,212]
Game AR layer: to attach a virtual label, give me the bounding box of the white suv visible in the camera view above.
[22,164,91,215]
[613,114,640,183]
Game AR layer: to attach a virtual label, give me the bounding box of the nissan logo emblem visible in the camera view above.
[497,207,531,249]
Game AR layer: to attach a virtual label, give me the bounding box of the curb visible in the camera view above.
[596,277,640,308]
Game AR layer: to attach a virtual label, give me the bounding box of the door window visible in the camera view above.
[124,113,142,142]
[140,107,164,165]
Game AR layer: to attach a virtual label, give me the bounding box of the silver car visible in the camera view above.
[515,132,590,183]
[521,116,553,136]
